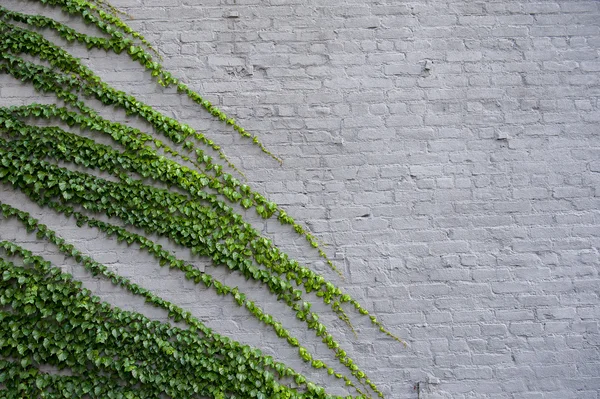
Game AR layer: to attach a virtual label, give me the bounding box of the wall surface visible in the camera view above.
[1,0,599,398]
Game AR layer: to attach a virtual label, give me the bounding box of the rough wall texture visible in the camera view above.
[1,0,599,398]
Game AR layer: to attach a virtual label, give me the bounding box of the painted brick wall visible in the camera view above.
[1,0,599,398]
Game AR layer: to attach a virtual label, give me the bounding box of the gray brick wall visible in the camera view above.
[1,0,599,398]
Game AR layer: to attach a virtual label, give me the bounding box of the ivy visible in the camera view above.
[0,244,329,398]
[0,1,404,398]
[0,139,382,394]
[0,201,370,398]
[0,19,340,277]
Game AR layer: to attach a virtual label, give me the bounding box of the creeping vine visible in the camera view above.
[0,1,403,398]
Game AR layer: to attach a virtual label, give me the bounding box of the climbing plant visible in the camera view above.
[0,1,403,398]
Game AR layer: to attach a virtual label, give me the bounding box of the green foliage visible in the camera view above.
[0,1,403,397]
[0,240,329,399]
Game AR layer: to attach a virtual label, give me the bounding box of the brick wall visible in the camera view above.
[1,0,599,398]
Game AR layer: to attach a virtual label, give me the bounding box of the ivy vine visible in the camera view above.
[0,1,403,398]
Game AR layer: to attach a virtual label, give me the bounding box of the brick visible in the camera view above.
[447,51,482,62]
[509,322,544,336]
[522,3,561,13]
